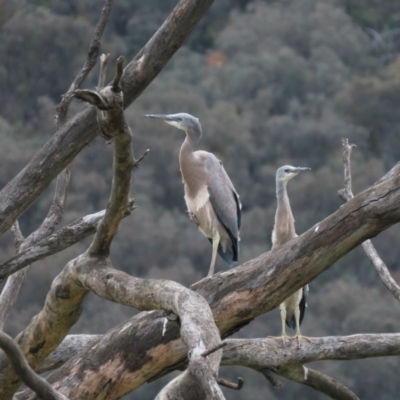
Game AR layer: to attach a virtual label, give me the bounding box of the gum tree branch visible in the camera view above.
[73,55,223,400]
[0,200,135,282]
[1,55,223,400]
[0,0,215,237]
[278,366,359,400]
[34,0,115,241]
[36,335,102,374]
[13,161,400,400]
[0,332,69,400]
[55,0,115,127]
[338,138,400,302]
[73,56,133,256]
[0,0,115,335]
[0,221,26,330]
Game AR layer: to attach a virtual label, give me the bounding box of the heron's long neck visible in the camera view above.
[273,180,296,244]
[180,132,197,156]
[179,132,200,196]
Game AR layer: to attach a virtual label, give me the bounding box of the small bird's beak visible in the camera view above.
[143,114,179,122]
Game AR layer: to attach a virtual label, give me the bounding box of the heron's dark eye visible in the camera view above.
[176,117,182,121]
[284,169,290,173]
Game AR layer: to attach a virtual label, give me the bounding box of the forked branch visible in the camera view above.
[338,138,400,302]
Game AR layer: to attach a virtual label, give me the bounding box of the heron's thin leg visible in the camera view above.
[280,305,288,345]
[208,231,220,276]
[294,306,311,346]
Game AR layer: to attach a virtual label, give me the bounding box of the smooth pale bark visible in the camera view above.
[0,0,215,237]
[14,163,400,399]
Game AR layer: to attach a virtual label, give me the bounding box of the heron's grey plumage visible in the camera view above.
[144,113,241,276]
[272,165,310,341]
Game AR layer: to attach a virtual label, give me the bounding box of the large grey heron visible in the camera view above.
[144,112,241,276]
[272,165,310,343]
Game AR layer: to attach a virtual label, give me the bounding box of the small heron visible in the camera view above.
[272,165,311,343]
[144,113,241,276]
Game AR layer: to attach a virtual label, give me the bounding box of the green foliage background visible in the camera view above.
[1,0,400,398]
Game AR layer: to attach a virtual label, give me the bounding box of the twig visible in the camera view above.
[0,331,69,400]
[134,149,150,168]
[216,377,244,390]
[338,139,357,202]
[28,166,71,244]
[111,56,125,92]
[201,342,227,358]
[55,0,115,127]
[98,53,110,90]
[338,138,400,302]
[260,368,283,389]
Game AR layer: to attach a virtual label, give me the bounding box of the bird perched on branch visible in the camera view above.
[144,113,241,276]
[272,165,311,343]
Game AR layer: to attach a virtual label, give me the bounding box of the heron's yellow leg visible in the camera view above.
[208,230,220,276]
[294,306,311,346]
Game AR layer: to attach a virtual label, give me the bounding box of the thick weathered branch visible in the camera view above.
[221,335,400,367]
[338,138,400,302]
[0,200,135,282]
[73,56,134,256]
[0,0,215,237]
[0,332,69,400]
[19,162,400,399]
[279,366,359,400]
[36,335,102,374]
[7,260,223,400]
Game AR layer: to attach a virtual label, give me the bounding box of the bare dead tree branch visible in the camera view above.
[202,341,227,358]
[1,54,223,400]
[36,335,102,374]
[55,0,115,127]
[0,332,69,400]
[260,368,283,389]
[72,56,134,256]
[216,377,244,390]
[278,365,359,400]
[10,222,24,251]
[22,156,400,400]
[0,0,116,337]
[0,200,135,282]
[0,221,27,329]
[0,0,215,236]
[338,138,400,302]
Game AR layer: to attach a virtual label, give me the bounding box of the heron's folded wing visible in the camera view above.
[205,154,241,237]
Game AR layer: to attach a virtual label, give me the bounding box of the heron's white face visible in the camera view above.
[144,113,200,132]
[276,165,311,183]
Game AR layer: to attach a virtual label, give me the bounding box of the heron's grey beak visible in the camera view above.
[143,114,179,122]
[296,167,311,172]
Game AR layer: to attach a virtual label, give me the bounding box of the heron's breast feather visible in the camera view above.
[184,185,210,213]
